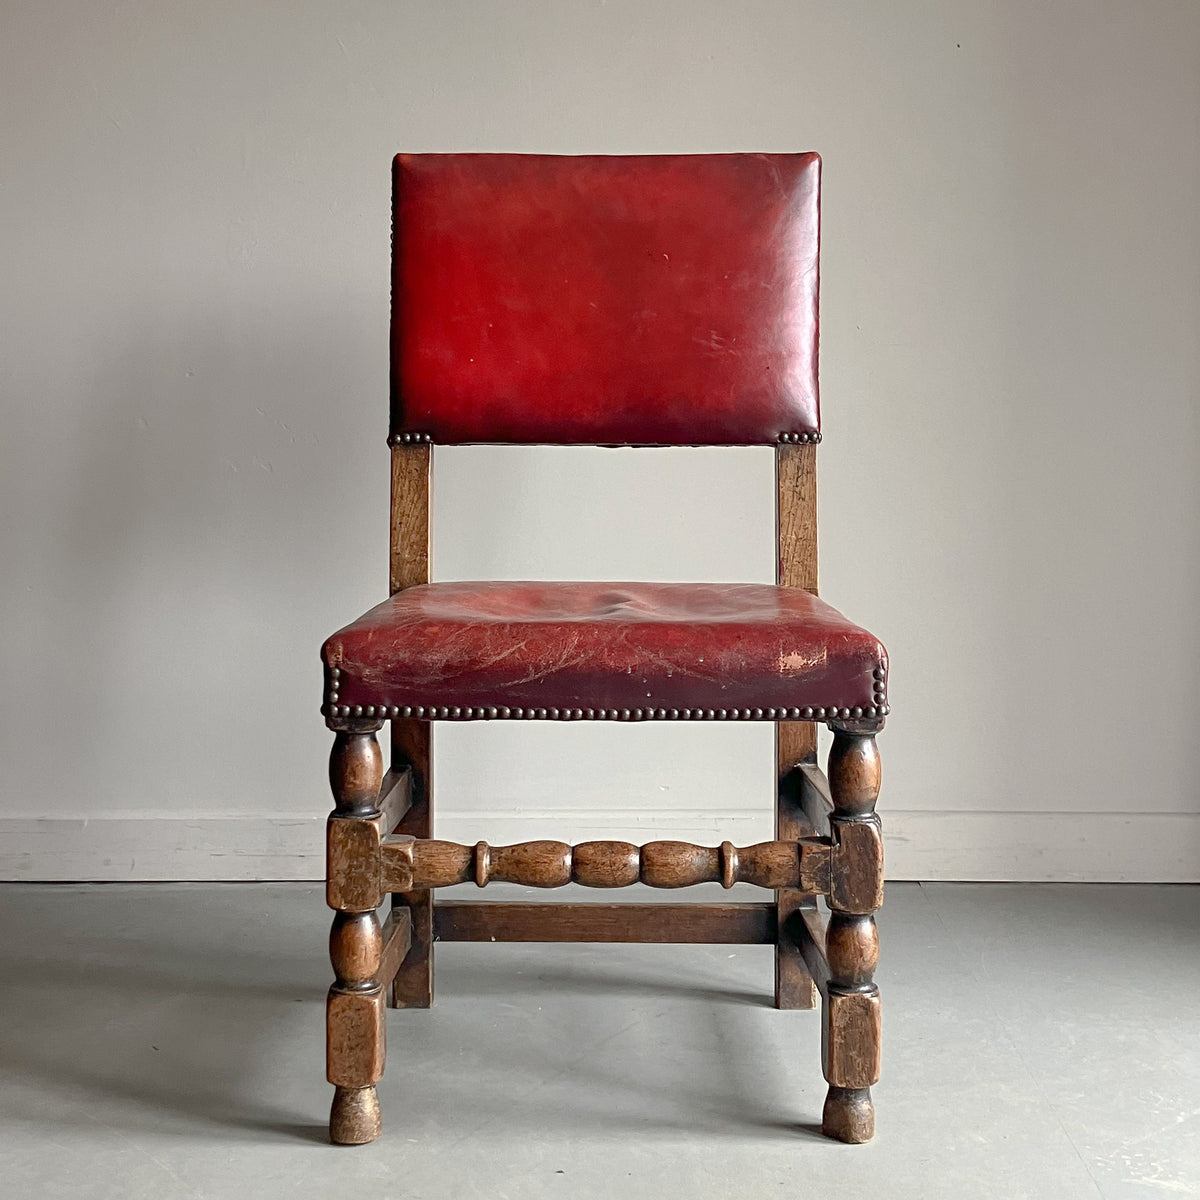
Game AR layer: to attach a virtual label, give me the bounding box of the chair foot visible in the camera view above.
[330,1085,381,1145]
[822,1085,874,1143]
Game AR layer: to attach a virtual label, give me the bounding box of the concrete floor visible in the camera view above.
[0,882,1196,1199]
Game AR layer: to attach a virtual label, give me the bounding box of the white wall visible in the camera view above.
[2,1,1197,882]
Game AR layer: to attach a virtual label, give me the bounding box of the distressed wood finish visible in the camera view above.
[389,720,432,1008]
[389,443,430,594]
[377,767,413,835]
[378,907,413,987]
[433,902,777,944]
[793,903,831,991]
[326,726,386,1145]
[326,812,383,913]
[776,440,820,1010]
[776,749,819,1011]
[381,836,829,893]
[389,442,434,1010]
[821,723,884,1144]
[776,442,818,593]
[830,819,885,914]
[798,761,834,837]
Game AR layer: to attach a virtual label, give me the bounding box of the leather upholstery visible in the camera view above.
[323,582,886,719]
[391,153,821,446]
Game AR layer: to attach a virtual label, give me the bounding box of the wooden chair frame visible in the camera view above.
[324,439,885,1145]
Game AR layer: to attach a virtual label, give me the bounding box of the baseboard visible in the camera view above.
[0,817,326,884]
[1,809,1195,883]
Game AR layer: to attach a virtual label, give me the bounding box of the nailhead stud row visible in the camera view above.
[324,701,889,722]
[389,431,821,447]
[872,663,888,708]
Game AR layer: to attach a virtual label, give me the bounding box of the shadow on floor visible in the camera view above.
[0,882,832,1145]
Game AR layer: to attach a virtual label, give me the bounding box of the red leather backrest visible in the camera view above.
[391,153,821,446]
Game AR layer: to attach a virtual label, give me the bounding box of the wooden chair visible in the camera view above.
[321,153,888,1146]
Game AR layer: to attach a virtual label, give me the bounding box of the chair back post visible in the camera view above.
[388,440,432,767]
[775,439,821,1009]
[387,441,434,1007]
[389,441,431,595]
[776,441,819,766]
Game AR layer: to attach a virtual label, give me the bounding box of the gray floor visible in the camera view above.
[0,883,1196,1199]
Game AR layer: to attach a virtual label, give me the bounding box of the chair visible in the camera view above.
[321,153,888,1146]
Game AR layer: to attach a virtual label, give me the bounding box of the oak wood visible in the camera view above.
[827,731,883,818]
[793,903,831,991]
[641,840,718,889]
[378,907,413,987]
[432,901,777,943]
[830,818,885,914]
[328,728,384,816]
[821,727,884,1143]
[377,767,412,835]
[389,718,433,1009]
[774,443,818,778]
[389,443,430,594]
[381,836,829,893]
[326,986,386,1088]
[388,443,434,1009]
[798,761,833,837]
[329,911,384,987]
[326,813,383,913]
[330,1085,381,1146]
[776,751,819,1011]
[823,987,882,1089]
[776,443,818,592]
[822,1086,874,1145]
[326,728,386,1143]
[825,912,879,989]
[790,906,880,1014]
[775,440,821,1011]
[572,840,641,888]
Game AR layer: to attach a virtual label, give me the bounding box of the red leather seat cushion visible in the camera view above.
[322,582,887,721]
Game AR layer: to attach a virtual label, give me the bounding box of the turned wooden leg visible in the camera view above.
[327,723,386,1145]
[389,718,433,1008]
[821,721,884,1143]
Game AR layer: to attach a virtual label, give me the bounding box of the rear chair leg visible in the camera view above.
[775,720,819,1009]
[389,718,433,1008]
[821,721,884,1143]
[327,724,386,1144]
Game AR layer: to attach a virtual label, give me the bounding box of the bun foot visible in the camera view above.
[330,1085,381,1144]
[822,1085,874,1143]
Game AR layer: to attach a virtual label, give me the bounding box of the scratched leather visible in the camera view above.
[391,153,821,446]
[323,582,886,713]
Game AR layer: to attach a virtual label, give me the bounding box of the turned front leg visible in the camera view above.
[822,722,884,1143]
[326,724,386,1145]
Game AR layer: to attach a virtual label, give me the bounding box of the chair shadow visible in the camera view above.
[0,884,828,1145]
[442,957,774,1008]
